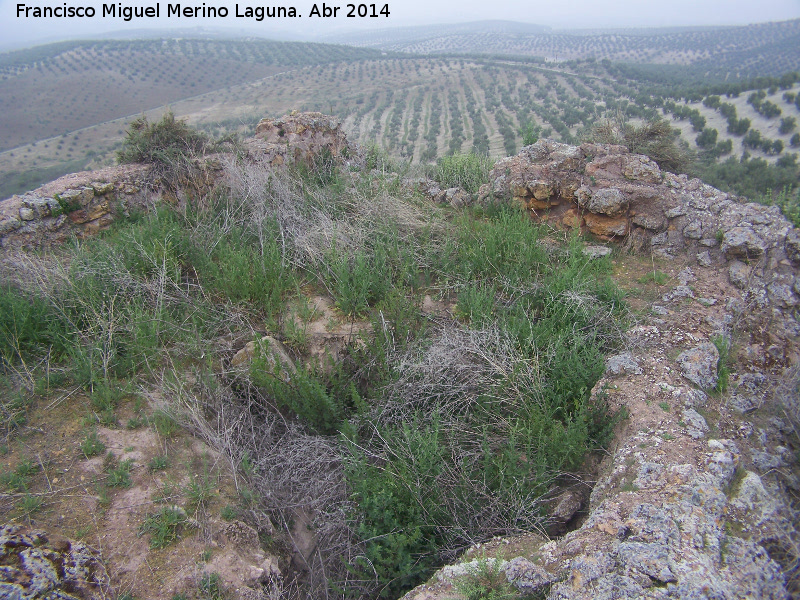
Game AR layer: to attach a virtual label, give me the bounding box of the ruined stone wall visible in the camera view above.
[405,140,800,600]
[0,112,356,250]
[0,164,152,250]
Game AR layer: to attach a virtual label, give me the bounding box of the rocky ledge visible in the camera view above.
[406,141,800,599]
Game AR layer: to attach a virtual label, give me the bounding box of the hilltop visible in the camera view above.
[0,112,799,600]
[327,18,800,80]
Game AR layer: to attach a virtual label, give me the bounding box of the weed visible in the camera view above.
[711,335,731,393]
[239,451,255,477]
[18,493,43,515]
[153,481,181,504]
[433,152,492,194]
[80,430,106,458]
[453,555,518,600]
[75,525,92,539]
[117,111,208,163]
[185,477,215,506]
[150,410,180,438]
[198,572,227,600]
[1,471,27,492]
[96,484,111,508]
[106,457,134,488]
[238,487,256,507]
[659,401,670,412]
[126,416,146,429]
[148,455,169,473]
[139,506,190,549]
[220,505,239,521]
[638,270,669,286]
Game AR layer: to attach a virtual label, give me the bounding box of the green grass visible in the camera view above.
[711,335,731,393]
[433,152,493,194]
[1,461,37,492]
[139,506,190,549]
[0,114,634,600]
[638,270,670,286]
[80,430,106,458]
[454,556,519,600]
[148,455,169,473]
[106,456,134,488]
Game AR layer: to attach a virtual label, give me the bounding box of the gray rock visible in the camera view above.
[785,228,800,264]
[58,187,94,206]
[606,352,642,376]
[664,205,686,218]
[678,267,696,285]
[730,471,778,520]
[631,212,664,231]
[579,187,629,217]
[728,261,751,289]
[728,372,768,414]
[622,154,662,183]
[721,536,787,600]
[722,227,767,259]
[502,557,557,594]
[634,462,665,489]
[750,450,784,473]
[706,440,739,484]
[696,250,712,267]
[683,388,709,408]
[18,207,35,221]
[676,343,719,389]
[616,541,676,583]
[766,281,797,308]
[682,408,709,439]
[551,490,582,523]
[583,245,612,259]
[662,285,694,302]
[683,220,703,239]
[0,218,22,235]
[568,552,616,585]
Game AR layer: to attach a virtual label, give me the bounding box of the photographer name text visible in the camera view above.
[17,2,390,21]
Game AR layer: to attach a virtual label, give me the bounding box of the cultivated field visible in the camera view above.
[1,22,799,200]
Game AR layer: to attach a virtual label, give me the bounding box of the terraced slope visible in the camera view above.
[0,38,382,151]
[328,19,800,79]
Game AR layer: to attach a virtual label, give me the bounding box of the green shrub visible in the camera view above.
[433,152,493,194]
[454,556,519,600]
[325,246,390,317]
[590,115,692,174]
[712,335,731,393]
[250,342,358,435]
[117,111,208,166]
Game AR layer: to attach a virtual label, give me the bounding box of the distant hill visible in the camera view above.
[0,38,382,151]
[330,18,800,79]
[320,20,552,48]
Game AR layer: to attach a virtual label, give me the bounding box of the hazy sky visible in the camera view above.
[1,0,799,50]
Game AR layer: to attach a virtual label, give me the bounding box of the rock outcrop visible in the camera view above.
[0,525,111,599]
[246,111,356,168]
[404,141,800,599]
